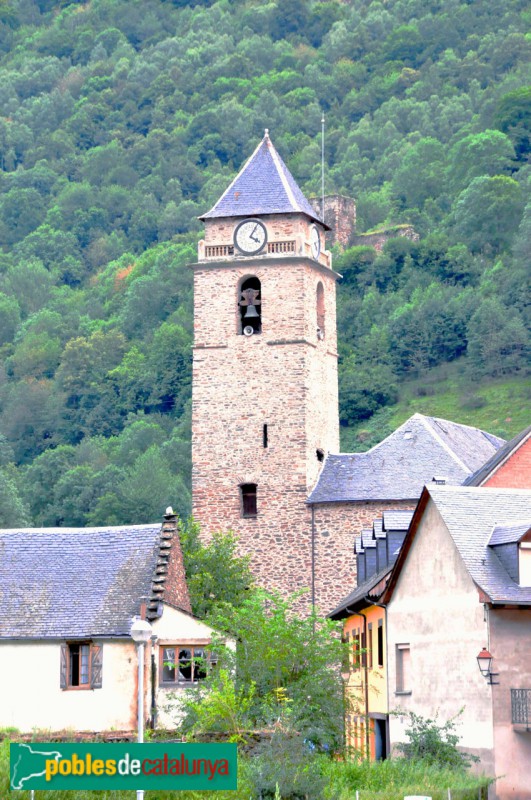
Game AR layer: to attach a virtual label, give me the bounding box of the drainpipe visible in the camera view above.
[358,610,371,760]
[310,504,316,611]
[150,635,158,730]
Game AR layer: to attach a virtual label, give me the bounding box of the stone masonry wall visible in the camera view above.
[311,499,416,614]
[352,225,419,253]
[192,214,340,609]
[309,195,357,249]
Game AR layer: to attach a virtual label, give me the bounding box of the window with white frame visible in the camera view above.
[396,643,411,693]
[519,541,531,586]
[160,645,216,685]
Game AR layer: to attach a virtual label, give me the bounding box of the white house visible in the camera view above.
[0,510,219,732]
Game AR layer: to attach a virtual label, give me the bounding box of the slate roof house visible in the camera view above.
[383,485,531,800]
[307,413,505,610]
[0,512,217,732]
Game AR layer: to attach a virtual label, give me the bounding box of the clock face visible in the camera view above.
[310,224,321,259]
[234,219,267,255]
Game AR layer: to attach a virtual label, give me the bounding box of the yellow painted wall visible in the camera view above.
[343,605,387,757]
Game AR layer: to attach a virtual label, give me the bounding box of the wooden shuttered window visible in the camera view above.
[60,643,68,689]
[60,642,102,690]
[90,644,103,689]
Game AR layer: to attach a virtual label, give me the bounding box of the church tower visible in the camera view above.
[191,131,340,605]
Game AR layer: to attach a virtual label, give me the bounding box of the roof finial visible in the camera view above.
[264,128,269,136]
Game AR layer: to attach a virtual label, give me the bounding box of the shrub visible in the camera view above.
[394,709,479,770]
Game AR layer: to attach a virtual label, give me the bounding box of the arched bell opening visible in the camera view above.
[239,276,262,335]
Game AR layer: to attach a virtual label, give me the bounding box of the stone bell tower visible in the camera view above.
[191,131,340,605]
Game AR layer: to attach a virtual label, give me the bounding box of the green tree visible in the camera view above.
[339,358,398,425]
[20,444,77,525]
[146,321,192,416]
[392,137,446,210]
[447,130,516,193]
[182,590,346,752]
[7,329,61,378]
[117,445,191,522]
[0,188,46,245]
[466,297,529,377]
[0,291,20,344]
[494,86,531,161]
[4,259,55,317]
[179,518,253,618]
[453,176,524,253]
[0,467,29,527]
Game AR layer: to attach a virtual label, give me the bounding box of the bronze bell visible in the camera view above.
[243,304,260,319]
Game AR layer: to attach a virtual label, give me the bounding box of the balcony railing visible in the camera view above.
[511,689,531,727]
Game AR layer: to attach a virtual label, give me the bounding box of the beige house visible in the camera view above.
[0,511,218,732]
[382,485,531,800]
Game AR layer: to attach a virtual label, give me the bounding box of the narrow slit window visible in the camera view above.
[316,448,324,462]
[377,620,384,668]
[241,483,257,517]
[263,424,268,448]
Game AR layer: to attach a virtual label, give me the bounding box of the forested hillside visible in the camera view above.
[0,0,528,526]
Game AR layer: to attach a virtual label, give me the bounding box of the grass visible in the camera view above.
[1,735,491,800]
[341,363,530,452]
[324,757,491,800]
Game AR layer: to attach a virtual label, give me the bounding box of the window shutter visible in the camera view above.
[60,643,68,689]
[90,644,103,689]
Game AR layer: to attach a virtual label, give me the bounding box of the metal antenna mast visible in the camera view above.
[321,114,325,223]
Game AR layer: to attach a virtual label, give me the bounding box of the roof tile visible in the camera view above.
[308,414,504,503]
[200,131,324,224]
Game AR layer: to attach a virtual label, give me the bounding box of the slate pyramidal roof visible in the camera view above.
[308,413,505,503]
[0,519,192,640]
[199,130,328,227]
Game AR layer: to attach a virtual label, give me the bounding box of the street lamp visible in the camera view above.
[131,617,153,800]
[476,647,499,685]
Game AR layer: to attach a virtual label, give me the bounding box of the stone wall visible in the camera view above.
[309,195,356,249]
[352,225,419,252]
[192,213,341,611]
[311,499,416,613]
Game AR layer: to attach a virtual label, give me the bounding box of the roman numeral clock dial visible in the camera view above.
[234,218,267,255]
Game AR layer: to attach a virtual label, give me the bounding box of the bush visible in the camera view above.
[394,709,479,770]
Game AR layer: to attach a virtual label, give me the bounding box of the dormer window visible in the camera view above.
[239,277,261,335]
[489,523,531,586]
[519,540,531,586]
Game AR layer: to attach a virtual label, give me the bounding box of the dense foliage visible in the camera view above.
[0,0,528,525]
[176,590,346,797]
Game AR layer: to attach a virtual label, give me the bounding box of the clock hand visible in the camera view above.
[249,224,260,242]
